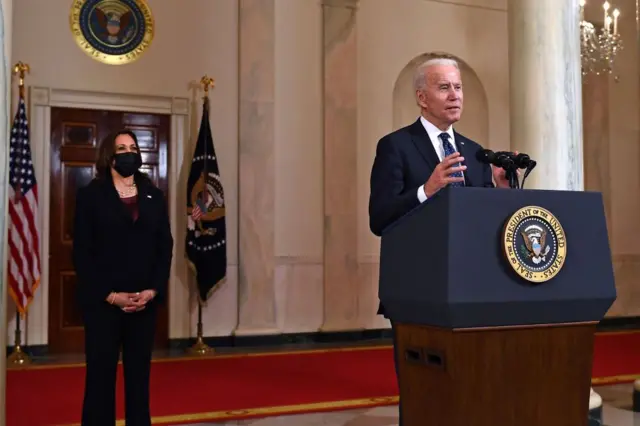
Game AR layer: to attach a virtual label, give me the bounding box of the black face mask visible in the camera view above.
[113,152,141,178]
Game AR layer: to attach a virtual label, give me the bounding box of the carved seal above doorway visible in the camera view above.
[70,0,154,65]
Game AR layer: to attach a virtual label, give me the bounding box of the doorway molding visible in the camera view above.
[12,86,189,349]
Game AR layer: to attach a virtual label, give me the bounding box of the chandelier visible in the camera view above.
[579,0,623,77]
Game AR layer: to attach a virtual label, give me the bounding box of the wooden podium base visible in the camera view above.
[394,322,597,426]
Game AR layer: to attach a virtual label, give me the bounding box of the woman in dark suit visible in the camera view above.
[73,129,173,426]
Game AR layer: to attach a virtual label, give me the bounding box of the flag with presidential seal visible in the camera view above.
[186,97,226,302]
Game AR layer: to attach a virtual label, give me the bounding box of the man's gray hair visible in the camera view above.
[413,57,459,92]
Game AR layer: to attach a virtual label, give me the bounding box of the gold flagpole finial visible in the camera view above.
[200,75,215,96]
[13,62,30,98]
[13,62,30,87]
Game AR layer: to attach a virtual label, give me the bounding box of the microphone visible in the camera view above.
[476,149,514,169]
[475,149,537,189]
[494,151,535,169]
[495,152,538,189]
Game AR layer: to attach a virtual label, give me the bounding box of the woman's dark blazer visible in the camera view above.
[72,172,174,310]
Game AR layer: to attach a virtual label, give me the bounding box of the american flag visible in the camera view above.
[7,93,40,315]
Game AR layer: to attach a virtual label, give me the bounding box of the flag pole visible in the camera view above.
[187,75,216,356]
[7,311,30,366]
[7,62,32,367]
[187,300,212,355]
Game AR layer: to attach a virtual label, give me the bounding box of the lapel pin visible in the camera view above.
[147,195,152,199]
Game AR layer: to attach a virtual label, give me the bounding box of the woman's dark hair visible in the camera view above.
[95,129,145,180]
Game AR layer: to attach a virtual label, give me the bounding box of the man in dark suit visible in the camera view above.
[368,56,512,424]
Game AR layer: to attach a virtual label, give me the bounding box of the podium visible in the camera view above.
[379,187,616,426]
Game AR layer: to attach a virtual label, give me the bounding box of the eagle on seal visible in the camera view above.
[95,5,133,44]
[521,228,549,264]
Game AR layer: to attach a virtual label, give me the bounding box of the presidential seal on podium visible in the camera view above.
[70,0,154,65]
[503,206,567,283]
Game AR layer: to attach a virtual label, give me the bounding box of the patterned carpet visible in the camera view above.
[182,405,399,426]
[180,384,640,426]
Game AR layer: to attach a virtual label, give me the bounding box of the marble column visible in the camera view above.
[508,0,583,190]
[0,1,12,424]
[508,0,598,409]
[234,0,278,336]
[320,0,360,331]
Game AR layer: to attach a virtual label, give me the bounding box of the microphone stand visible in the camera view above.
[502,161,520,189]
[506,169,517,189]
[520,161,537,189]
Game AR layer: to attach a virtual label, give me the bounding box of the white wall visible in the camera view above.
[357,0,510,260]
[6,0,516,347]
[0,0,12,422]
[9,0,239,345]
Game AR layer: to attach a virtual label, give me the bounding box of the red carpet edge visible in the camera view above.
[7,330,639,425]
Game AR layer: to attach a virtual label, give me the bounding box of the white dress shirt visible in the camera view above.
[416,116,463,202]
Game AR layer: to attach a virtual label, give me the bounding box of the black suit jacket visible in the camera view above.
[73,173,174,310]
[368,119,494,315]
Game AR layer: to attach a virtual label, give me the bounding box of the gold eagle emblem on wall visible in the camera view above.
[70,0,154,65]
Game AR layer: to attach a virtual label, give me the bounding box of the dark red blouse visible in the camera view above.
[121,195,139,221]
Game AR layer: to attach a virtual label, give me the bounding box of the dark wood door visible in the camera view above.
[48,107,171,354]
